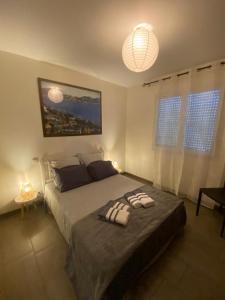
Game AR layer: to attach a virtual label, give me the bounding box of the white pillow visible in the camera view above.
[77,151,104,166]
[50,157,80,168]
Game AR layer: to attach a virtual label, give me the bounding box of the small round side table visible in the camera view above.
[15,191,38,218]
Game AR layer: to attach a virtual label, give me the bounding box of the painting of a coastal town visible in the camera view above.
[38,78,102,137]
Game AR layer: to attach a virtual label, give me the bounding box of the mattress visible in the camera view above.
[45,174,143,242]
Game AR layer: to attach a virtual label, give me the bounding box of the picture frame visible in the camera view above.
[37,78,102,137]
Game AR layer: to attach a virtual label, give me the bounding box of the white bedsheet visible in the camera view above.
[45,174,142,242]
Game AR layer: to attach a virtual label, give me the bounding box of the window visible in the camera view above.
[156,96,182,146]
[184,90,220,153]
[155,90,220,152]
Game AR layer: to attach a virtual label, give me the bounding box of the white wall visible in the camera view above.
[125,85,157,181]
[0,51,126,214]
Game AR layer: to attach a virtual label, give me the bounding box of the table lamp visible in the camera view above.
[15,182,38,218]
[20,182,36,201]
[112,161,122,173]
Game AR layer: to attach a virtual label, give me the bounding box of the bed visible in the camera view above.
[45,174,143,242]
[44,173,186,300]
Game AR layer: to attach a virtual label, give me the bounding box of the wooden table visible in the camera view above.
[196,187,225,237]
[15,191,38,218]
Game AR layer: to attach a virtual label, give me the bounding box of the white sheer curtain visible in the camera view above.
[153,62,225,207]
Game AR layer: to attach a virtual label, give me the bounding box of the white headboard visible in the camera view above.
[38,146,105,185]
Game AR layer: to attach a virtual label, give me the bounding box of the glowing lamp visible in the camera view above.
[112,161,122,173]
[48,87,63,103]
[112,161,119,169]
[122,23,159,72]
[19,182,36,201]
[15,182,38,217]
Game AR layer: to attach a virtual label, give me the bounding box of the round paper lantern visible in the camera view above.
[122,23,159,72]
[48,87,63,103]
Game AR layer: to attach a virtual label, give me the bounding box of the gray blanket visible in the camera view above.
[66,185,186,300]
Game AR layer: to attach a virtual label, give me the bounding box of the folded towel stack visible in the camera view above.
[124,192,142,208]
[135,191,155,208]
[112,201,130,212]
[105,207,129,226]
[98,201,130,226]
[125,190,155,208]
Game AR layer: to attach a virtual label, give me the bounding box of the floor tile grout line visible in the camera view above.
[33,248,51,300]
[1,249,34,267]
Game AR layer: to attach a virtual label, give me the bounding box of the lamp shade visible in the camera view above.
[19,182,37,201]
[21,182,32,193]
[112,161,122,173]
[48,87,64,103]
[122,23,159,72]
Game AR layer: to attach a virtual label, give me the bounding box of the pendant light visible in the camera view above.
[122,23,159,72]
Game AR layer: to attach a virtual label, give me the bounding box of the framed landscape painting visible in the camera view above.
[37,78,102,137]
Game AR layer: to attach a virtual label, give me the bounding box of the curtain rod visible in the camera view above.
[162,76,171,81]
[143,80,159,86]
[196,65,211,71]
[177,71,189,77]
[143,61,225,87]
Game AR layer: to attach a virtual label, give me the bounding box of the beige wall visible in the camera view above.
[125,85,157,182]
[0,51,126,214]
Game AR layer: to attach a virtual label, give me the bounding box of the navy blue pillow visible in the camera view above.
[87,160,118,181]
[54,165,92,192]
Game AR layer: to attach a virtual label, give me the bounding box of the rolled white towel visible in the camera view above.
[105,207,130,226]
[135,192,155,208]
[113,201,130,212]
[140,197,155,208]
[127,195,142,208]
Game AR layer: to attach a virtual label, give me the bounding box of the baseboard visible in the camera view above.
[0,198,44,219]
[0,208,21,219]
[122,172,153,185]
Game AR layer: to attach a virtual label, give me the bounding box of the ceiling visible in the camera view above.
[0,0,225,87]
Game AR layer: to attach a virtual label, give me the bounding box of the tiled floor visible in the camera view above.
[0,200,225,300]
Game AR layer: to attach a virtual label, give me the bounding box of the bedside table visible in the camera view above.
[15,191,38,218]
